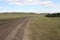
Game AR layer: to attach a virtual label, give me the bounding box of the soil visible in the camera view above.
[0,17,31,40]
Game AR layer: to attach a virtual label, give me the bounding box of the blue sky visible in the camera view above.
[0,0,60,13]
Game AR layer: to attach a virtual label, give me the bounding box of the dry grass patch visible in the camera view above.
[30,15,60,40]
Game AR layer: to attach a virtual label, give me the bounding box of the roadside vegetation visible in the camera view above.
[30,13,60,40]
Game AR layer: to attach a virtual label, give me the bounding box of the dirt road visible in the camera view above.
[0,17,31,40]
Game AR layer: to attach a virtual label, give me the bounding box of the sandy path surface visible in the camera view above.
[0,17,32,40]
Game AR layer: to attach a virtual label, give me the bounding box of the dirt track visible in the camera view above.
[0,17,31,40]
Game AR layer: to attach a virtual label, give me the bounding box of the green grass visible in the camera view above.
[0,13,37,20]
[0,13,38,24]
[30,15,60,40]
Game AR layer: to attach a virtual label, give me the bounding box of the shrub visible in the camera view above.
[45,13,60,17]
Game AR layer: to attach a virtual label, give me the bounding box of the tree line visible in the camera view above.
[45,13,60,17]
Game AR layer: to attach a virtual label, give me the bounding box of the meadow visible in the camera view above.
[30,15,60,40]
[0,13,38,23]
[0,13,35,20]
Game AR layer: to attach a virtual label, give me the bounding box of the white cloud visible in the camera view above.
[0,0,60,7]
[5,0,54,6]
[39,1,54,6]
[0,0,60,13]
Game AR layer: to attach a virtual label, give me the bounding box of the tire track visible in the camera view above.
[23,20,31,40]
[0,17,30,40]
[4,18,28,40]
[13,19,30,40]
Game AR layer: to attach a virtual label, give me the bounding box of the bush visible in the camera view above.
[45,13,60,17]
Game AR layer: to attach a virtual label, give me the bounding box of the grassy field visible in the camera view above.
[30,15,60,40]
[0,13,60,40]
[0,13,35,20]
[0,13,38,22]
